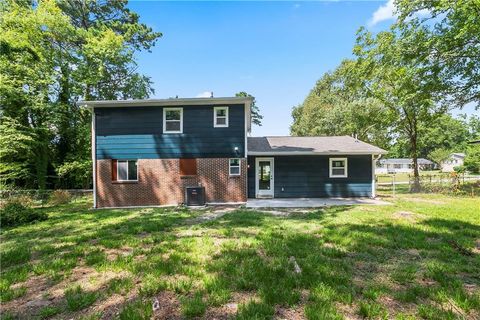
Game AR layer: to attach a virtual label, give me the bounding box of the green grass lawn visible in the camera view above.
[1,193,479,319]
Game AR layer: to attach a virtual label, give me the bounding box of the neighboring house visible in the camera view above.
[440,153,465,172]
[376,158,435,174]
[80,97,386,208]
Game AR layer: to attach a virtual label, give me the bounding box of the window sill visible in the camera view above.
[112,180,139,184]
[229,175,241,177]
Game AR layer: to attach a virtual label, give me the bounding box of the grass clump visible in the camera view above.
[358,301,388,319]
[64,285,97,311]
[180,292,207,318]
[107,277,134,295]
[38,305,61,319]
[236,300,274,320]
[118,299,152,320]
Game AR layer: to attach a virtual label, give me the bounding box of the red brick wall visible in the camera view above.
[96,158,247,208]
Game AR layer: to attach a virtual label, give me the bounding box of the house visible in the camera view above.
[79,97,386,208]
[376,158,435,174]
[440,153,465,172]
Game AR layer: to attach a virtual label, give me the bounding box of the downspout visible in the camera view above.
[371,154,382,198]
[244,101,251,202]
[91,107,97,208]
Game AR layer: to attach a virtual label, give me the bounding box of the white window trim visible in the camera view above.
[117,160,138,181]
[163,107,183,133]
[214,106,229,128]
[229,158,241,176]
[329,157,348,178]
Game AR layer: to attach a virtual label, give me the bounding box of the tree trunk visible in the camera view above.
[410,129,421,192]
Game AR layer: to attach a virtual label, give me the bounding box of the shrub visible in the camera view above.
[49,190,71,205]
[0,199,47,227]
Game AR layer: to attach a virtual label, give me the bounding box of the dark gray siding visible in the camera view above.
[247,155,372,198]
[95,105,245,159]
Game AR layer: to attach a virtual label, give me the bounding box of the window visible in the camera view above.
[214,106,229,127]
[180,159,197,176]
[163,108,183,133]
[329,158,347,178]
[112,160,138,181]
[229,158,241,176]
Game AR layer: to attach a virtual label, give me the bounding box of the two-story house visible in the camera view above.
[81,97,386,208]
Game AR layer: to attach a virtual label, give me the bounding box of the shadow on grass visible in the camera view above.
[1,201,479,319]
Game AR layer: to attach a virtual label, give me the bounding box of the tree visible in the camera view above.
[351,26,448,191]
[395,0,480,108]
[235,92,263,126]
[0,0,161,189]
[291,60,391,149]
[464,145,480,174]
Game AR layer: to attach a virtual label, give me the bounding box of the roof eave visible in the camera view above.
[76,97,254,108]
[247,151,388,156]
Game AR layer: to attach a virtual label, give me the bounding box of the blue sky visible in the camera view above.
[129,1,477,136]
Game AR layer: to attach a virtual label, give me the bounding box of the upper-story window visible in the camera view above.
[214,106,229,128]
[163,108,183,133]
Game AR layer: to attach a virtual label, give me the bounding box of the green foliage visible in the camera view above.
[395,0,480,108]
[464,145,480,173]
[64,285,97,311]
[56,160,92,189]
[291,59,391,150]
[0,0,161,190]
[0,199,47,227]
[236,91,263,126]
[428,148,451,166]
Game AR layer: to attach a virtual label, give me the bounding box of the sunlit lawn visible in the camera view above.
[1,192,479,319]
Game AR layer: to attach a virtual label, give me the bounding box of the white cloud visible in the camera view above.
[196,91,212,98]
[368,0,397,27]
[368,0,431,27]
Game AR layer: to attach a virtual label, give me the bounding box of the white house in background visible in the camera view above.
[376,158,435,174]
[440,153,465,172]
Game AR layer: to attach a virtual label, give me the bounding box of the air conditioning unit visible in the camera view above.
[185,186,205,206]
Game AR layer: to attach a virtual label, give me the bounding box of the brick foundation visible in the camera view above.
[96,158,247,208]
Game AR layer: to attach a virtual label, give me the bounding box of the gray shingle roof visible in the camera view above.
[379,158,434,165]
[247,136,387,155]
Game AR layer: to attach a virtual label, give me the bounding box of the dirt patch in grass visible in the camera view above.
[152,291,181,319]
[392,211,425,221]
[402,197,446,205]
[104,247,133,261]
[2,266,125,318]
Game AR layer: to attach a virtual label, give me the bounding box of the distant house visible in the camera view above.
[79,97,387,208]
[376,158,435,174]
[440,153,465,172]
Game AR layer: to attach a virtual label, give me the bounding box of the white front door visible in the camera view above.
[255,158,274,198]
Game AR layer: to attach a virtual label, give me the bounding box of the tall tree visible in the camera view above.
[351,26,448,191]
[0,0,161,189]
[291,60,391,149]
[395,0,480,108]
[235,91,263,126]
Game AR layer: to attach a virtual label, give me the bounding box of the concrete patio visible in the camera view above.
[246,197,390,208]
